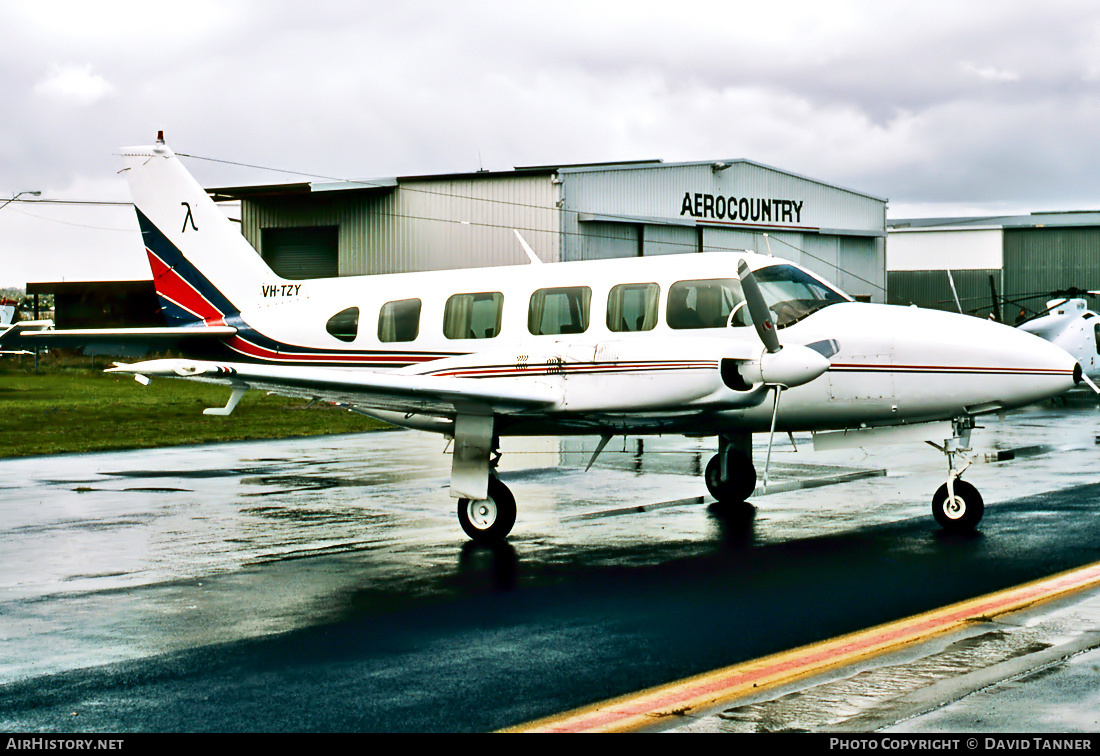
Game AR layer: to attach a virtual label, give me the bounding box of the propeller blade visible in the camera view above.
[738,259,781,354]
[1081,371,1100,395]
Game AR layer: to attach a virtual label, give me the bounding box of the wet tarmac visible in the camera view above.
[2,394,1100,732]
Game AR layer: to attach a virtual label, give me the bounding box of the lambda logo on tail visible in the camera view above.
[181,202,198,233]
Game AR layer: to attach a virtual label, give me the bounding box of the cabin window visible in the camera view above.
[378,298,421,342]
[326,307,359,343]
[528,286,591,336]
[1094,323,1100,355]
[667,279,746,329]
[607,283,659,332]
[444,292,504,340]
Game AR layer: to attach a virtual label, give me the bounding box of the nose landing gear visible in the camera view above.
[932,478,984,530]
[928,416,984,532]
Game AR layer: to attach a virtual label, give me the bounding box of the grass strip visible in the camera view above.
[0,358,388,458]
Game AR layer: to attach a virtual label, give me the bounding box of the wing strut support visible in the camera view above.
[585,434,613,472]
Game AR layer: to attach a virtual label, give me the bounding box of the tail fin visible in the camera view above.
[121,135,286,326]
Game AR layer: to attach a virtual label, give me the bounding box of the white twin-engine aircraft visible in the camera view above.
[23,137,1086,543]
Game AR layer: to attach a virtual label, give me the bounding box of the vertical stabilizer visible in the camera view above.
[0,299,16,327]
[120,135,286,326]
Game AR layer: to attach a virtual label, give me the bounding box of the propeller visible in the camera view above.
[739,260,781,354]
[736,260,833,490]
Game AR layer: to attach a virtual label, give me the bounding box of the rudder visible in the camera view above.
[121,135,286,326]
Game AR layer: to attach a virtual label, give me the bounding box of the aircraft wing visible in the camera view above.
[106,358,563,417]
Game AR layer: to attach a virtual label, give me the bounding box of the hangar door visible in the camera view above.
[261,226,339,279]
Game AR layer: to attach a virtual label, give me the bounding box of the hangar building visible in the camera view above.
[887,211,1100,320]
[209,159,888,302]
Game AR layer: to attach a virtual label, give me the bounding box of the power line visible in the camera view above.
[0,197,132,207]
[2,155,888,296]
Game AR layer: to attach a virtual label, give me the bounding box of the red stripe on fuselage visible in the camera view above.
[225,335,442,366]
[830,362,1073,376]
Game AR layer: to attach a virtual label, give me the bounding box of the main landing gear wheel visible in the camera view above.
[932,479,984,532]
[457,476,517,543]
[705,448,757,504]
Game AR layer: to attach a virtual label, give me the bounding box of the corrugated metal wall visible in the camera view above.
[1003,227,1100,303]
[887,269,1003,318]
[242,174,559,275]
[239,160,885,296]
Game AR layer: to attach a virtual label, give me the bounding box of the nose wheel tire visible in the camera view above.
[932,479,984,532]
[705,448,757,504]
[457,476,516,543]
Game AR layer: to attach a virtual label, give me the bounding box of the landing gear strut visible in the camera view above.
[928,416,984,532]
[705,434,757,504]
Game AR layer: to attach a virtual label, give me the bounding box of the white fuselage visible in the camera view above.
[218,251,1080,437]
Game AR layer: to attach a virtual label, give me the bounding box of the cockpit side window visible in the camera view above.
[667,279,745,329]
[378,298,421,343]
[326,307,359,343]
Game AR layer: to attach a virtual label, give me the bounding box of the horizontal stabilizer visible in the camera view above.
[14,325,236,355]
[23,326,237,340]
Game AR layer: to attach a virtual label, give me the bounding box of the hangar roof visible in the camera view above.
[889,210,1100,231]
[207,157,886,204]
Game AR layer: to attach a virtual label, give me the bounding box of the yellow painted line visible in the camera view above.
[502,560,1100,733]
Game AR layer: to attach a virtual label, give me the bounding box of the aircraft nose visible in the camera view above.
[853,305,1081,411]
[996,319,1081,404]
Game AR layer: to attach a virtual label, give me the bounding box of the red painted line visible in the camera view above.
[429,361,717,379]
[224,336,443,366]
[831,363,1071,376]
[504,561,1100,733]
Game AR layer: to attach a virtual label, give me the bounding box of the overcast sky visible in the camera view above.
[4,0,1100,287]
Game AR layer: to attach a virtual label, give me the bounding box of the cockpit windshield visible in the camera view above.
[733,263,850,329]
